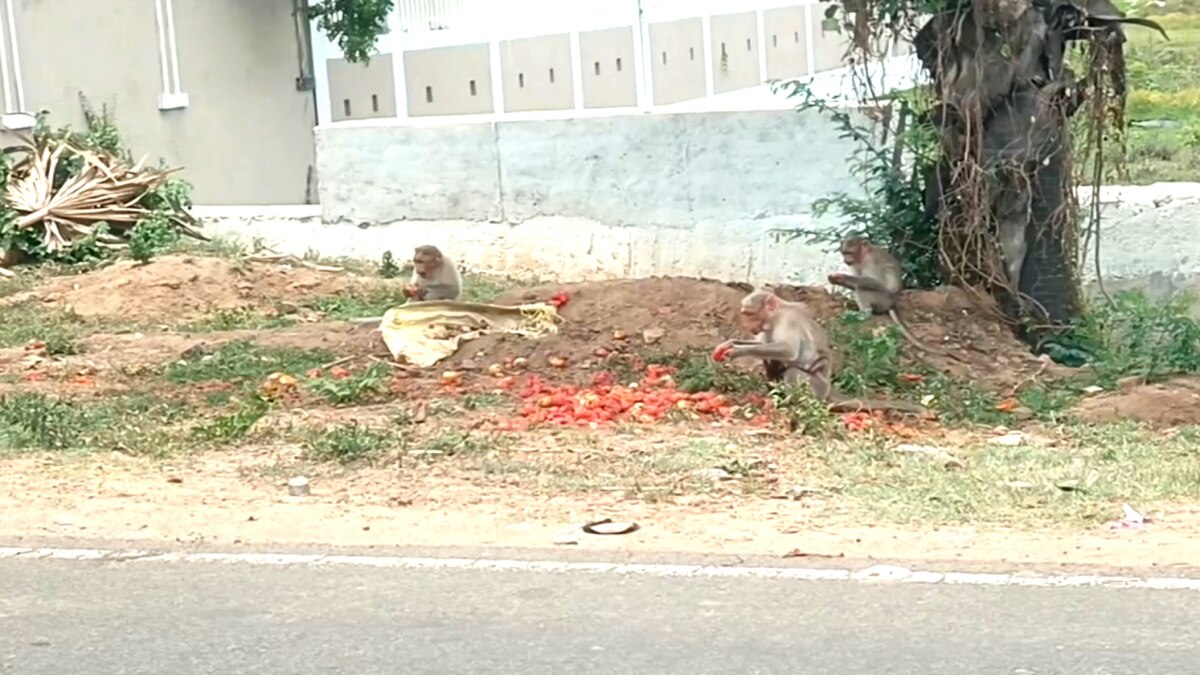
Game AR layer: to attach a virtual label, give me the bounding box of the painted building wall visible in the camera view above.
[14,0,317,205]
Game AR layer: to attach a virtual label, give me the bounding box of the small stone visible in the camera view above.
[895,443,965,470]
[287,476,310,497]
[989,432,1025,447]
[642,328,666,345]
[696,468,734,482]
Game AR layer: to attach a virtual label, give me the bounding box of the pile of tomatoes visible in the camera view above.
[501,365,745,430]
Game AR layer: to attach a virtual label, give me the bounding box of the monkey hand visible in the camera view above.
[403,284,421,299]
[711,341,735,363]
[827,272,848,286]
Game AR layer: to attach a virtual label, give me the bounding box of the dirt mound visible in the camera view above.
[449,278,1049,391]
[444,278,743,375]
[24,255,383,323]
[1073,377,1200,426]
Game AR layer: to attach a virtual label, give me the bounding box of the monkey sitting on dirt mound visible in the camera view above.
[712,288,926,415]
[827,234,964,362]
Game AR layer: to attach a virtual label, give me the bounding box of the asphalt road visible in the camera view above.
[1,555,1198,675]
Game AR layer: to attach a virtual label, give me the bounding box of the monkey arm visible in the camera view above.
[727,341,799,362]
[829,274,890,293]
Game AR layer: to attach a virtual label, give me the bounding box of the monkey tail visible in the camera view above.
[887,309,965,361]
[828,398,928,415]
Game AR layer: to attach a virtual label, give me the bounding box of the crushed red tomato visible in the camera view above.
[548,291,570,309]
[838,410,921,436]
[497,365,759,430]
[840,412,873,432]
[711,344,733,362]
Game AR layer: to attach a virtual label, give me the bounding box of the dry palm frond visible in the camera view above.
[4,141,203,253]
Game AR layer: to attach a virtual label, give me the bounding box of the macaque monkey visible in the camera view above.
[827,235,964,361]
[404,245,462,302]
[714,289,926,415]
[713,290,834,400]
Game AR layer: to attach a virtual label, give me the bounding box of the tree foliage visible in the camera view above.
[308,0,393,63]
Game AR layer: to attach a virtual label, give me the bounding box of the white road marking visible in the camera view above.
[1,545,1199,591]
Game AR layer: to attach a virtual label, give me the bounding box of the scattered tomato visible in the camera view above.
[840,412,873,432]
[260,372,299,400]
[305,368,323,379]
[548,291,570,309]
[329,366,352,380]
[711,344,733,362]
[994,398,1019,412]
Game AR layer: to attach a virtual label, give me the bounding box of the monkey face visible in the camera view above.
[843,242,872,267]
[840,243,861,265]
[739,310,766,335]
[412,253,439,279]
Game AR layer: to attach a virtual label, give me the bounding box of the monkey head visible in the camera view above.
[738,291,779,334]
[412,245,443,279]
[839,235,872,266]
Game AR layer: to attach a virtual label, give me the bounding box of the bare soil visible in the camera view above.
[454,278,1061,391]
[1074,376,1200,426]
[6,255,392,323]
[2,448,1198,573]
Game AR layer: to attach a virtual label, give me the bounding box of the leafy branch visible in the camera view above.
[308,0,394,63]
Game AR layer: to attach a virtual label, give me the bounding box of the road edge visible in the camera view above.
[4,543,1200,592]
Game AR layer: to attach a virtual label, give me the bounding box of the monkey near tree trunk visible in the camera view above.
[827,235,966,362]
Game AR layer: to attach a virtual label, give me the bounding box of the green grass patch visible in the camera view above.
[1120,11,1200,183]
[163,341,333,388]
[0,391,194,456]
[0,303,90,355]
[825,312,1013,425]
[822,423,1200,526]
[306,286,411,321]
[190,396,271,443]
[303,422,408,465]
[1041,290,1200,384]
[306,363,392,406]
[182,308,298,332]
